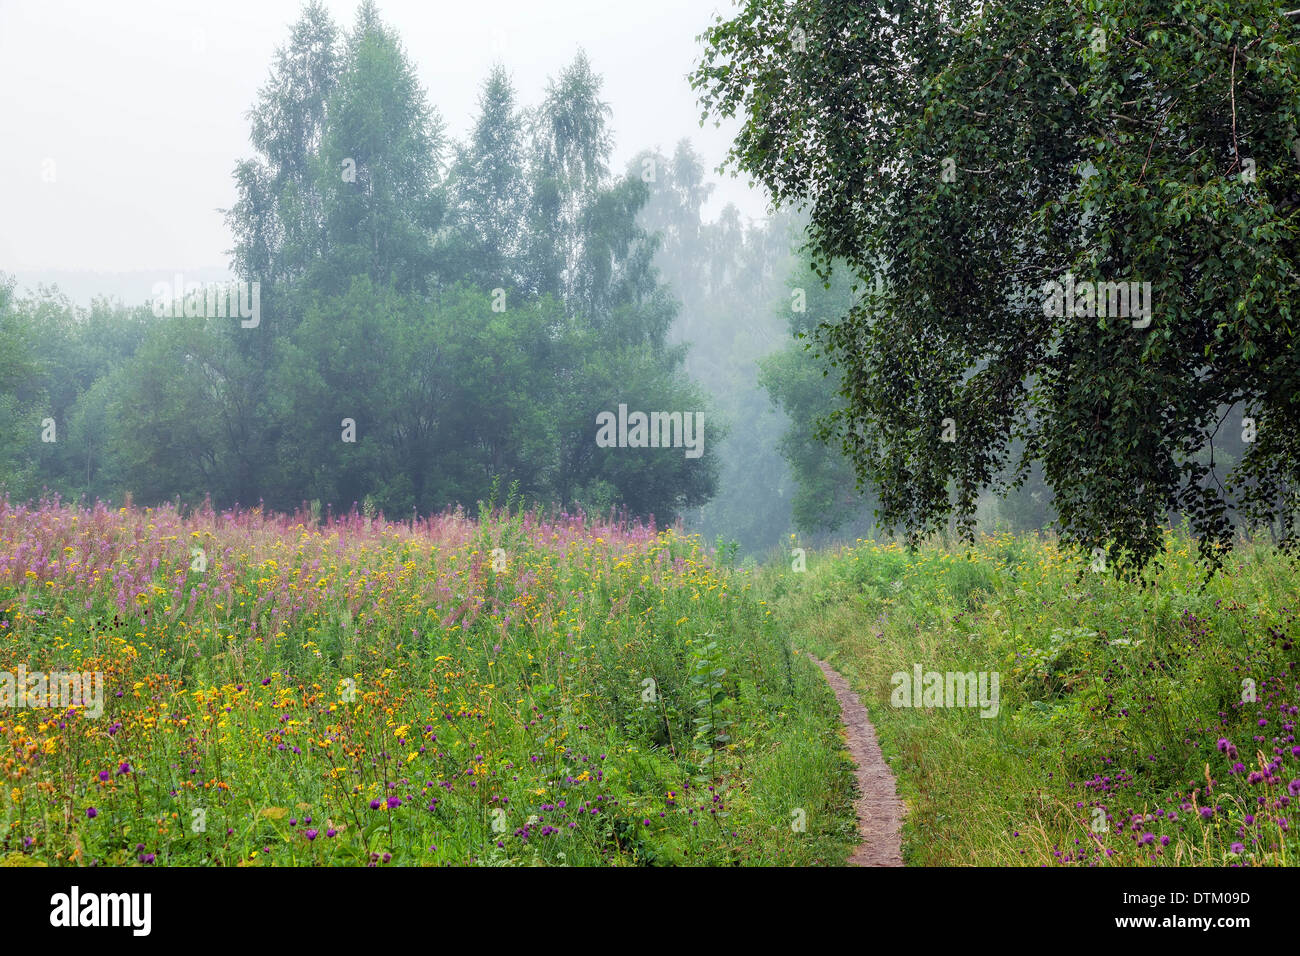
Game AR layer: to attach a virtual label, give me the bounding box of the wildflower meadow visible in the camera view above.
[0,496,854,867]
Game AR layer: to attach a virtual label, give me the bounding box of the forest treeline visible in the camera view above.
[1,2,1072,553]
[0,1,876,550]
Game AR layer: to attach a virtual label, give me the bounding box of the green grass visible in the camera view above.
[0,501,856,866]
[761,530,1300,866]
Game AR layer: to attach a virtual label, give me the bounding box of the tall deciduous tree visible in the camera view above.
[228,0,340,304]
[445,66,530,291]
[314,1,446,296]
[694,0,1300,573]
[525,51,613,306]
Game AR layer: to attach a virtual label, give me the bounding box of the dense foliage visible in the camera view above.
[694,0,1300,574]
[0,2,722,526]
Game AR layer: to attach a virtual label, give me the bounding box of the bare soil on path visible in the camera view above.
[807,654,906,867]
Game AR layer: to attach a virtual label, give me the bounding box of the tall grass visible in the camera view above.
[0,498,854,866]
[763,531,1300,866]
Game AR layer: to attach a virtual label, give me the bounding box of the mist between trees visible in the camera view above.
[6,0,1250,562]
[0,0,861,557]
[690,0,1300,575]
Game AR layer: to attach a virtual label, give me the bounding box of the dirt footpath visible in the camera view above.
[808,654,906,867]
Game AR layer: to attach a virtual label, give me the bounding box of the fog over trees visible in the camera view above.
[5,0,1281,566]
[0,1,878,556]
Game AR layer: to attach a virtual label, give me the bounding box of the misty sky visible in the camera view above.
[0,0,768,296]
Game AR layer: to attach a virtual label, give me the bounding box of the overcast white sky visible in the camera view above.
[0,0,768,297]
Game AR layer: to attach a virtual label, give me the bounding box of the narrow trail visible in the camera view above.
[807,654,906,867]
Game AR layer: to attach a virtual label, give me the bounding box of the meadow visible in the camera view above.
[765,530,1300,866]
[0,497,855,867]
[5,493,1297,868]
